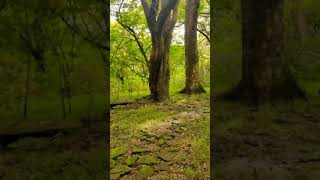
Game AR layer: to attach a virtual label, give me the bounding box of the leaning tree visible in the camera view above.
[140,0,180,101]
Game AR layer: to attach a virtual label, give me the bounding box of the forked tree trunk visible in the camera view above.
[228,0,305,104]
[141,0,180,101]
[182,0,205,94]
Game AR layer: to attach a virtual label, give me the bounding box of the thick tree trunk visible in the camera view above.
[149,38,170,101]
[182,0,205,94]
[227,0,305,104]
[141,0,180,101]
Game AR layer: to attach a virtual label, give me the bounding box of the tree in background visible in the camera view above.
[226,0,306,105]
[182,0,205,94]
[141,0,180,101]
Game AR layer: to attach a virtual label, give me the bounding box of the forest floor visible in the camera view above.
[213,96,320,180]
[110,94,210,179]
[0,114,107,179]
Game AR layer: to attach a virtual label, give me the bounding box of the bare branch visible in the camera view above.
[197,28,210,43]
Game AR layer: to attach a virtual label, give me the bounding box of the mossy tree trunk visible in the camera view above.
[230,0,306,105]
[182,0,205,94]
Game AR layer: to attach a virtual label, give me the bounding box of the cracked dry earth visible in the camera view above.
[110,95,210,179]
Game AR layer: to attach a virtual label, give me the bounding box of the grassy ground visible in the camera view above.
[110,93,210,179]
[0,94,107,131]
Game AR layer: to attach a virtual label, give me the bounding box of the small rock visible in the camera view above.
[110,172,121,180]
[157,139,165,146]
[125,156,138,166]
[180,127,187,131]
[132,147,150,153]
[136,165,155,180]
[166,147,179,152]
[175,127,186,133]
[110,146,128,159]
[155,162,173,171]
[158,150,175,162]
[137,155,160,165]
[110,165,131,177]
[163,135,174,140]
[110,159,116,168]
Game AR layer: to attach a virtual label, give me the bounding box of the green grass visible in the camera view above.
[0,93,107,132]
[111,93,210,179]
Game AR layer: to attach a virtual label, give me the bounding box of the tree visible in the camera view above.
[141,0,180,101]
[226,0,305,105]
[181,0,205,94]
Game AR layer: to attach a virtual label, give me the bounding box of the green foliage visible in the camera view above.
[110,0,210,101]
[0,1,107,129]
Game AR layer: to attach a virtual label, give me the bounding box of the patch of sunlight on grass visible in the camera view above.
[137,118,168,131]
[111,105,171,133]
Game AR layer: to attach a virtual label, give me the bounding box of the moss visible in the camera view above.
[136,165,154,180]
[110,146,128,159]
[125,156,138,166]
[137,155,160,165]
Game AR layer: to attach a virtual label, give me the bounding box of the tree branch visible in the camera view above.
[197,28,210,43]
[155,0,178,33]
[140,0,151,27]
[116,19,149,68]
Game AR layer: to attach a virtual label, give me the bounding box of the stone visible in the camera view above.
[110,165,131,176]
[132,147,150,153]
[157,139,165,146]
[110,146,128,159]
[163,135,174,140]
[158,150,176,162]
[137,155,160,165]
[125,156,138,166]
[175,127,186,133]
[155,162,173,171]
[136,165,155,180]
[110,159,116,168]
[110,173,121,180]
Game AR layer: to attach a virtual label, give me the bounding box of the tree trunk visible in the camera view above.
[57,57,66,119]
[182,0,205,94]
[294,0,308,41]
[141,0,180,102]
[227,0,305,104]
[23,56,31,118]
[148,37,171,101]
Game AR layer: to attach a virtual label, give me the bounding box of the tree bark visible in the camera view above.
[294,0,308,41]
[23,56,31,118]
[141,0,180,101]
[182,0,205,94]
[57,56,66,119]
[227,0,305,105]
